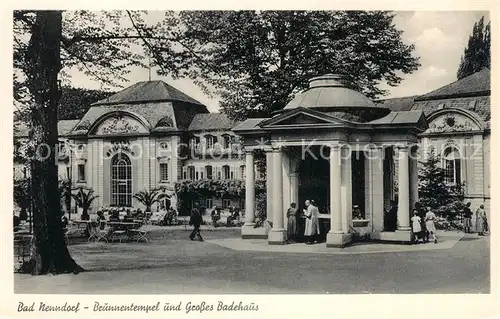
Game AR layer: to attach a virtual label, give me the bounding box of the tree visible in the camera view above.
[58,86,115,120]
[13,10,194,275]
[457,16,490,80]
[133,189,162,212]
[153,11,420,119]
[71,187,99,220]
[20,11,84,274]
[418,148,465,220]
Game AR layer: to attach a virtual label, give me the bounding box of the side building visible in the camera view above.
[377,68,490,213]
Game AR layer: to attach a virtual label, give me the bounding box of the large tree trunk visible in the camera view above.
[22,11,83,275]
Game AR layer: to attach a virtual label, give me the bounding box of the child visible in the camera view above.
[425,207,438,243]
[411,209,422,244]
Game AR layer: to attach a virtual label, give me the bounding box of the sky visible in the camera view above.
[67,11,489,112]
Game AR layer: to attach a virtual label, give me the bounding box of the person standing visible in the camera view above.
[425,206,438,244]
[475,204,487,236]
[411,209,422,244]
[463,202,473,233]
[286,203,298,243]
[189,207,203,241]
[415,202,428,242]
[303,200,320,244]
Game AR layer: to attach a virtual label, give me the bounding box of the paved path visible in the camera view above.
[15,230,489,294]
[207,231,463,254]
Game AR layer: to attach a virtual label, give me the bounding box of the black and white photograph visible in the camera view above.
[7,7,495,307]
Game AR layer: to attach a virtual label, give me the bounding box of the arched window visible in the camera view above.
[111,153,132,207]
[443,147,461,185]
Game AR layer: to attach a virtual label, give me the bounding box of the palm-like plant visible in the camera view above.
[71,187,99,220]
[133,188,161,212]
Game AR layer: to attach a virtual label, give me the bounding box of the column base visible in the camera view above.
[241,224,268,239]
[326,232,352,248]
[372,230,412,243]
[268,228,286,245]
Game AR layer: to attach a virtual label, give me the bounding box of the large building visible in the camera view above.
[377,68,490,213]
[14,69,490,226]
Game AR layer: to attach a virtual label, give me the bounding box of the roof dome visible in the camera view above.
[283,74,390,122]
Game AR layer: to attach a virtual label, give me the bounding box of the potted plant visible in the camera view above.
[133,188,161,214]
[71,187,99,220]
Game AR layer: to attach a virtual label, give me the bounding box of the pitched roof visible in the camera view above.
[188,113,239,131]
[415,68,490,101]
[232,118,268,131]
[93,80,204,106]
[368,111,425,125]
[14,120,80,138]
[374,96,418,112]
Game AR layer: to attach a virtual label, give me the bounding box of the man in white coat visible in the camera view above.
[303,200,320,244]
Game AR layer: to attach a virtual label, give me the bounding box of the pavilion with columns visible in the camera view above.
[233,74,428,247]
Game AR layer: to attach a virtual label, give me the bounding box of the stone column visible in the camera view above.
[244,150,255,226]
[268,147,286,244]
[326,144,351,247]
[397,146,411,231]
[409,146,419,212]
[265,150,273,223]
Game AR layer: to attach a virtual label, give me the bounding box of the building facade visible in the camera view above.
[14,69,490,225]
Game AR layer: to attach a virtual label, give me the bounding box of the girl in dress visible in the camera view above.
[286,203,298,243]
[411,209,422,244]
[425,206,438,243]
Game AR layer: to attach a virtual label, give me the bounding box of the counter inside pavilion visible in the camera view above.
[233,74,428,247]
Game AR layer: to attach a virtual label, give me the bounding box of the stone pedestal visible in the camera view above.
[268,228,287,245]
[326,232,352,248]
[241,225,269,239]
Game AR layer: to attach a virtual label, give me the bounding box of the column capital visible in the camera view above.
[271,145,284,152]
[329,142,342,151]
[396,144,410,151]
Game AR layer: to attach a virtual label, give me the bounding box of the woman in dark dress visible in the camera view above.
[286,203,298,243]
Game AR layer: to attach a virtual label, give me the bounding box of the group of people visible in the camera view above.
[463,203,488,235]
[210,206,241,227]
[410,204,438,244]
[411,201,489,244]
[286,200,321,245]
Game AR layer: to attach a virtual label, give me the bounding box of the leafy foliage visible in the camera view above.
[418,148,465,220]
[254,192,268,228]
[58,86,116,120]
[14,178,31,213]
[156,11,420,119]
[174,179,266,215]
[133,188,162,212]
[457,16,490,80]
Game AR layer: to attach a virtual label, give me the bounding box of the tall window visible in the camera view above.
[206,197,213,209]
[222,135,232,149]
[205,135,216,149]
[443,147,461,185]
[111,153,132,207]
[160,163,169,181]
[205,165,213,179]
[188,166,195,180]
[222,198,231,209]
[240,165,246,179]
[77,164,86,181]
[222,165,230,179]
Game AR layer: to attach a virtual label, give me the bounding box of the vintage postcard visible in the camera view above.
[2,2,498,319]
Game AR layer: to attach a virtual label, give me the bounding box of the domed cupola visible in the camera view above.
[283,74,390,122]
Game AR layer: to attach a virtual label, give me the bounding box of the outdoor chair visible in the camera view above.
[129,220,151,243]
[87,222,100,242]
[93,221,112,243]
